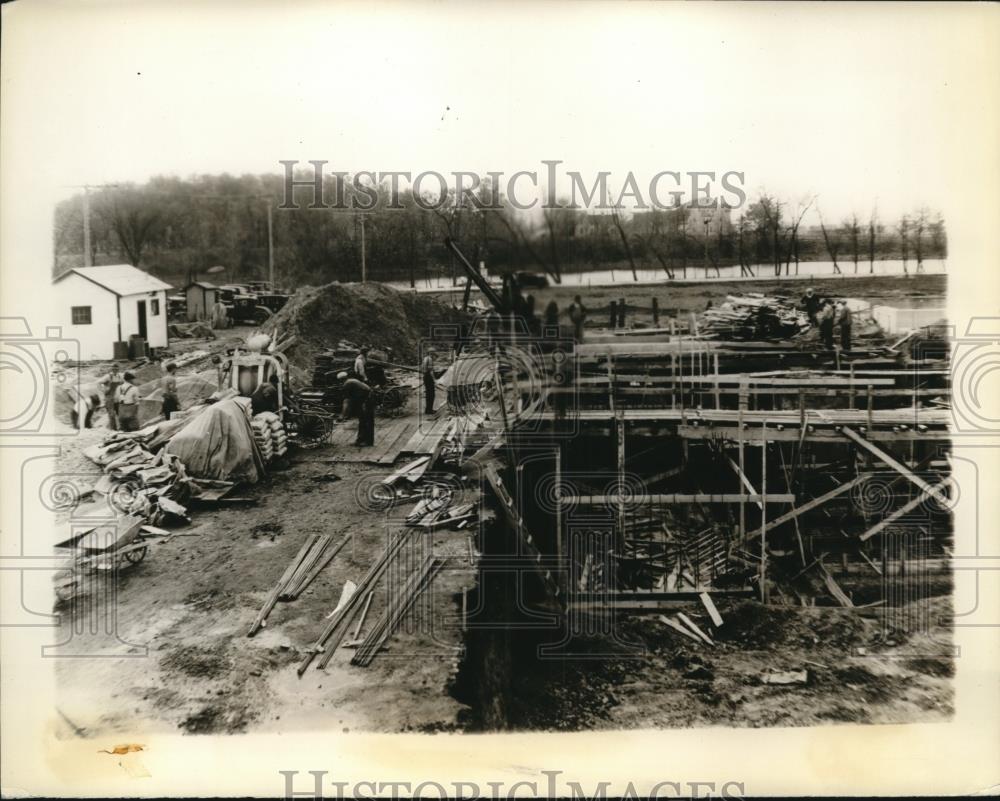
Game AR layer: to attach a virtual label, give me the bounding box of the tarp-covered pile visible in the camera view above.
[701,294,809,340]
[165,398,266,483]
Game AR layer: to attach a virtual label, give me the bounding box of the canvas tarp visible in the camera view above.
[164,398,265,483]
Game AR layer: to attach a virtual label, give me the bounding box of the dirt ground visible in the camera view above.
[54,328,477,737]
[52,274,953,736]
[504,597,953,730]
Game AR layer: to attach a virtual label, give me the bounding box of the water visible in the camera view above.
[386,259,946,294]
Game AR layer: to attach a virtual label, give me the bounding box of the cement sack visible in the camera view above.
[164,398,265,483]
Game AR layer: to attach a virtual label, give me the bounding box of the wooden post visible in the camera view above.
[738,403,745,541]
[609,300,617,329]
[849,364,856,410]
[618,297,626,328]
[616,415,626,551]
[760,422,768,603]
[652,297,659,326]
[713,352,720,409]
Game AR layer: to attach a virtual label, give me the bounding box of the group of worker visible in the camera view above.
[801,287,852,350]
[90,361,180,432]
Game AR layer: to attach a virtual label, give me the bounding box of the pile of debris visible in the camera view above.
[83,431,196,526]
[262,281,467,385]
[701,294,810,340]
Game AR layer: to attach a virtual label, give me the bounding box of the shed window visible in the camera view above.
[151,298,161,316]
[71,306,92,325]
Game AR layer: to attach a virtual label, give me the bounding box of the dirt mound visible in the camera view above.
[263,282,469,385]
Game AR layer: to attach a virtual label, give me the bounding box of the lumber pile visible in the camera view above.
[701,294,809,341]
[247,533,352,636]
[297,531,412,675]
[351,556,445,667]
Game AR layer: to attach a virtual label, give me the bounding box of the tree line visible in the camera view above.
[53,175,947,288]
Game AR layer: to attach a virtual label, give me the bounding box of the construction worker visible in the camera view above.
[353,347,369,382]
[544,300,560,329]
[70,389,101,430]
[802,287,821,326]
[97,363,124,429]
[116,372,141,432]
[161,362,180,420]
[338,372,375,446]
[838,301,853,350]
[818,301,836,349]
[421,351,436,415]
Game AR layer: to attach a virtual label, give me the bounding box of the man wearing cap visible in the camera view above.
[161,362,180,420]
[802,288,821,326]
[837,301,853,350]
[116,372,141,432]
[338,372,375,447]
[353,348,369,383]
[421,351,436,415]
[97,363,124,429]
[818,301,836,349]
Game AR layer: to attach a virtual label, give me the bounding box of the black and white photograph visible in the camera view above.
[1,1,998,797]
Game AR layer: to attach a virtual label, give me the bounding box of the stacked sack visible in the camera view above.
[251,411,288,461]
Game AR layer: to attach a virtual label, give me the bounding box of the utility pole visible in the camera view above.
[703,216,710,279]
[82,187,92,267]
[360,215,367,282]
[266,199,275,289]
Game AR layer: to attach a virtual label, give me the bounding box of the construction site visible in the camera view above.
[51,247,953,735]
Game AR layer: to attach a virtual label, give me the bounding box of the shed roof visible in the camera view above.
[54,265,172,296]
[184,281,218,290]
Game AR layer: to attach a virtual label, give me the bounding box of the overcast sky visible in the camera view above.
[3,1,998,228]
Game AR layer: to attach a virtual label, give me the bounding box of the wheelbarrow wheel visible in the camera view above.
[123,545,148,565]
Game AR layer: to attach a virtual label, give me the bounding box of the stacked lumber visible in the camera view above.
[247,533,352,636]
[701,294,809,341]
[298,531,412,675]
[351,557,445,666]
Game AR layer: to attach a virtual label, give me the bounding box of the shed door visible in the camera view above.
[137,300,147,339]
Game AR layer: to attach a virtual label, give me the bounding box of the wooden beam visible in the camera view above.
[840,427,948,505]
[858,484,947,541]
[565,493,795,504]
[726,455,763,511]
[763,473,870,533]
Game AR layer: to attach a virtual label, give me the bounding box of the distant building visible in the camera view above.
[184,281,218,322]
[53,265,172,359]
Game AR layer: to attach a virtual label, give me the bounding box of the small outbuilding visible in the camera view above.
[53,264,172,360]
[184,281,219,322]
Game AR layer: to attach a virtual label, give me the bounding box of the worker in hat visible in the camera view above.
[801,287,821,326]
[837,300,853,350]
[161,362,180,420]
[353,347,369,383]
[338,371,375,447]
[97,362,124,429]
[818,301,836,350]
[116,372,141,431]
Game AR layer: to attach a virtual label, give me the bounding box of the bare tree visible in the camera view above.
[96,187,165,267]
[844,212,861,273]
[913,207,929,272]
[736,213,754,277]
[817,208,841,274]
[609,201,639,281]
[897,215,910,274]
[756,194,785,276]
[867,206,879,274]
[784,196,815,275]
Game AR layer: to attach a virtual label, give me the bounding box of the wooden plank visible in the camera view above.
[248,533,320,636]
[858,486,946,541]
[676,612,715,645]
[818,562,854,607]
[841,427,948,505]
[726,455,763,511]
[699,592,724,627]
[658,615,704,643]
[762,473,870,533]
[565,493,795,504]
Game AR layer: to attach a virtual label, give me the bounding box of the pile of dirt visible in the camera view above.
[263,282,469,386]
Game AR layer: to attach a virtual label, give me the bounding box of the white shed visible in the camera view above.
[53,265,173,360]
